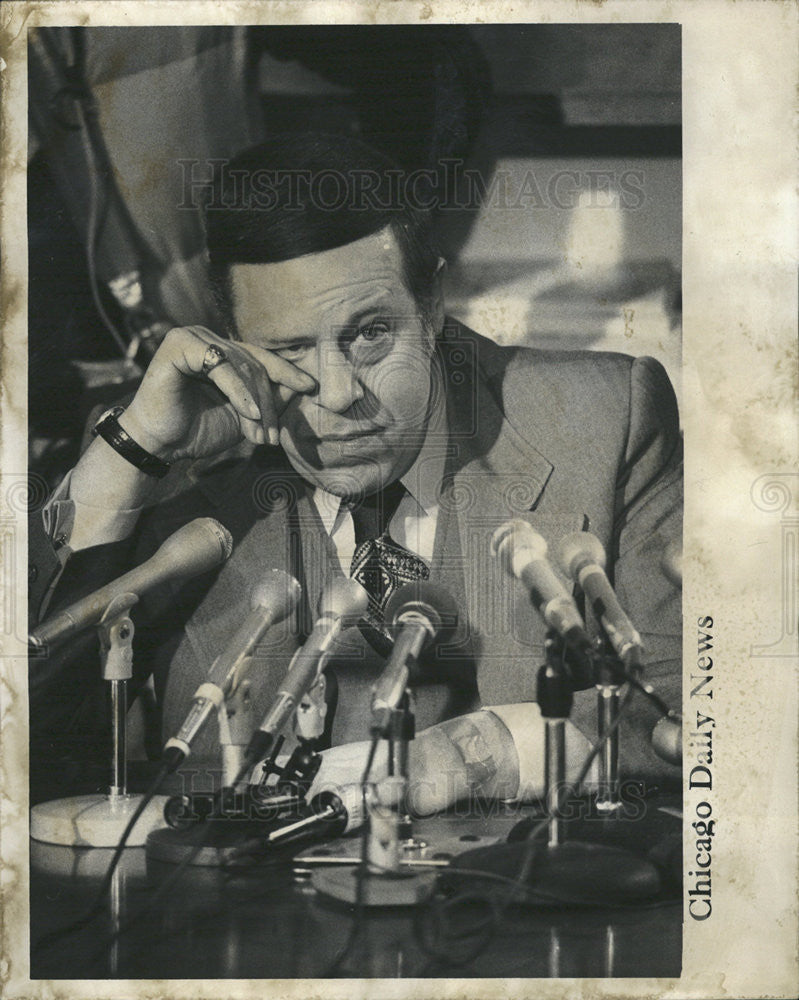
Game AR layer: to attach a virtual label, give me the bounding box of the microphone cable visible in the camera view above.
[83,823,211,974]
[31,760,171,960]
[412,664,639,972]
[52,661,671,974]
[71,687,633,977]
[95,738,381,978]
[322,732,381,978]
[83,748,268,971]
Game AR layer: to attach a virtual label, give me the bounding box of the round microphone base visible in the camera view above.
[311,865,438,907]
[30,793,170,848]
[448,839,661,906]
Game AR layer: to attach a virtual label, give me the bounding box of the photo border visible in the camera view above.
[1,2,797,997]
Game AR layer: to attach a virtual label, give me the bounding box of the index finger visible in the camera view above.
[240,342,317,395]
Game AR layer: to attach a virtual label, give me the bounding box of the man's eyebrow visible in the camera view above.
[259,332,316,347]
[251,298,396,346]
[340,300,395,328]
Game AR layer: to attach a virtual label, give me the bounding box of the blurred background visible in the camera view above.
[28,23,681,490]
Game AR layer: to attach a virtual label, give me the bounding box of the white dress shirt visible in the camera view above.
[311,393,448,575]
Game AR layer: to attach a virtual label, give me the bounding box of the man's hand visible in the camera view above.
[305,720,514,817]
[120,326,317,463]
[306,738,391,803]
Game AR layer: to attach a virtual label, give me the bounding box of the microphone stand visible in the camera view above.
[30,594,169,847]
[385,689,426,851]
[310,685,437,906]
[538,638,573,847]
[146,674,324,865]
[593,641,626,814]
[215,666,257,791]
[453,633,662,906]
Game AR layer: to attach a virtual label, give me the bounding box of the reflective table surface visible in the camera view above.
[30,795,682,980]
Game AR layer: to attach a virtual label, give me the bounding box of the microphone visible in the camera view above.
[29,517,233,651]
[371,582,458,733]
[660,537,683,589]
[162,569,302,771]
[491,520,594,683]
[267,784,366,847]
[245,577,369,766]
[651,715,682,766]
[554,531,643,669]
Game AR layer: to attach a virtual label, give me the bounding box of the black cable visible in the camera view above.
[322,733,381,977]
[88,845,322,978]
[85,752,263,970]
[47,665,659,974]
[74,91,131,358]
[31,761,170,958]
[100,740,379,977]
[58,683,643,977]
[617,663,678,720]
[413,677,638,972]
[83,827,209,973]
[415,866,679,977]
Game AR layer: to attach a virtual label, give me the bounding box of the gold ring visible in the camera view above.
[200,343,228,377]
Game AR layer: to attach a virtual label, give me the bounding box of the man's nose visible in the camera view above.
[313,345,365,413]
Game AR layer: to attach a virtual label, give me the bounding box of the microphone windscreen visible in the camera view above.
[491,519,548,577]
[204,518,235,561]
[660,538,683,589]
[250,569,302,614]
[152,517,234,581]
[384,581,459,644]
[554,531,606,579]
[652,716,682,766]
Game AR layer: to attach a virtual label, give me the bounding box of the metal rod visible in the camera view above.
[267,805,337,845]
[545,718,566,847]
[596,686,621,812]
[548,925,561,978]
[387,695,420,847]
[109,863,123,975]
[109,679,127,798]
[395,730,410,781]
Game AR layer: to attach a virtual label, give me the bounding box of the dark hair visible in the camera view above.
[204,133,440,330]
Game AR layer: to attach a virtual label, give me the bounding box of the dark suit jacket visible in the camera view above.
[30,323,682,777]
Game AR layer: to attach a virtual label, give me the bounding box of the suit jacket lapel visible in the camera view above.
[436,326,573,705]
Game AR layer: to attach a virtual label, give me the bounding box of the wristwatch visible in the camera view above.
[92,405,171,479]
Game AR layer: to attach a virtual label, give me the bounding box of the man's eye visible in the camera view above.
[276,344,310,361]
[347,320,394,365]
[356,320,391,344]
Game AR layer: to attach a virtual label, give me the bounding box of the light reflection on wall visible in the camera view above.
[444,157,682,409]
[563,187,625,287]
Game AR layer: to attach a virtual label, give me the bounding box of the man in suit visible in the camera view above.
[30,134,682,810]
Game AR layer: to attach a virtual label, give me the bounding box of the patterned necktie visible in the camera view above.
[348,480,429,654]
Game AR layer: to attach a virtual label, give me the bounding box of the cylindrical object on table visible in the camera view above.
[367,796,401,873]
[545,718,567,847]
[110,679,127,798]
[596,685,621,812]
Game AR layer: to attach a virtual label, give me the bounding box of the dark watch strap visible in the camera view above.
[92,406,171,479]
